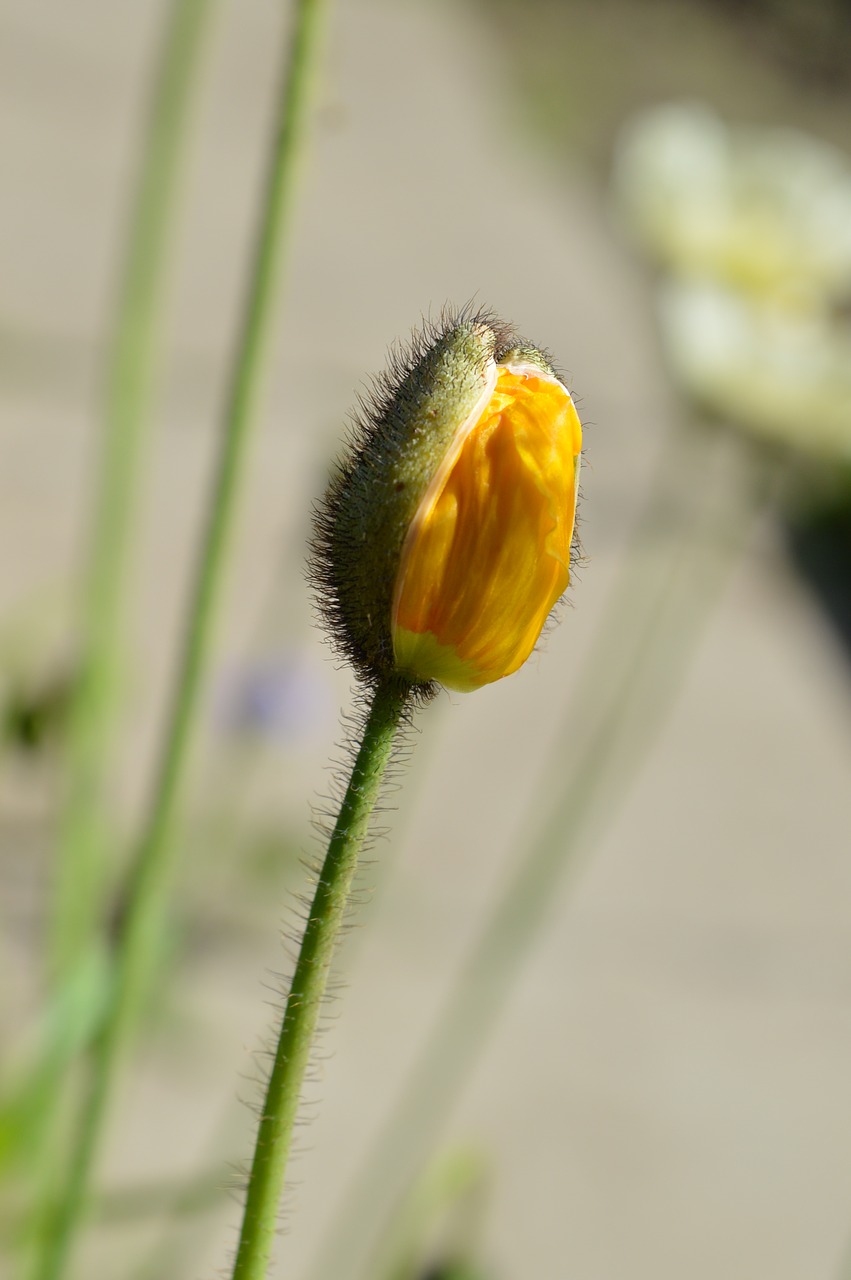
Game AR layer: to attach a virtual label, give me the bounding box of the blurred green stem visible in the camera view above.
[231,678,411,1280]
[375,1148,488,1280]
[30,2,326,1278]
[21,0,213,1260]
[51,0,215,981]
[307,427,775,1280]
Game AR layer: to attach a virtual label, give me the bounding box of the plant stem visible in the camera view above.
[52,0,216,982]
[24,0,213,1264]
[30,3,326,1278]
[307,428,774,1280]
[231,678,411,1280]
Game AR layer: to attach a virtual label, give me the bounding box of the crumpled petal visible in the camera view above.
[392,365,582,691]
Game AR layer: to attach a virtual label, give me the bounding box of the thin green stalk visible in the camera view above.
[307,428,775,1280]
[21,0,213,1258]
[30,4,326,1278]
[52,0,216,981]
[231,678,411,1280]
[374,1148,488,1280]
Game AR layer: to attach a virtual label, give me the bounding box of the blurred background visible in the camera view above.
[2,1,851,1278]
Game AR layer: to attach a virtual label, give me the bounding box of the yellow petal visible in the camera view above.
[392,364,582,690]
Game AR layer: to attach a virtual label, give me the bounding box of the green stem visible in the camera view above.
[231,679,411,1280]
[307,429,774,1280]
[375,1148,488,1280]
[30,3,326,1278]
[52,0,216,982]
[24,0,213,1264]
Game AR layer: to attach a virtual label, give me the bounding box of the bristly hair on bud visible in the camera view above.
[309,303,583,697]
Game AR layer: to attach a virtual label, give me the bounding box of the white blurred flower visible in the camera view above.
[658,280,851,459]
[614,102,851,302]
[613,102,851,458]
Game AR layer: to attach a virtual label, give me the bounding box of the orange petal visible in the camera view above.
[392,364,582,690]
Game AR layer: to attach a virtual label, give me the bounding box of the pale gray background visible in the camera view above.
[2,2,851,1278]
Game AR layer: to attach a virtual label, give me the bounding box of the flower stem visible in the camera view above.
[229,680,409,1280]
[30,3,326,1278]
[24,0,213,1263]
[51,0,216,982]
[230,678,411,1280]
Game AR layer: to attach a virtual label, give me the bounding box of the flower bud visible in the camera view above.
[311,309,582,694]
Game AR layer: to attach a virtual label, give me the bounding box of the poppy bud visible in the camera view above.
[311,308,582,694]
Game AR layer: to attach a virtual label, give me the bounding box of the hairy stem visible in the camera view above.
[30,2,326,1277]
[231,678,411,1280]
